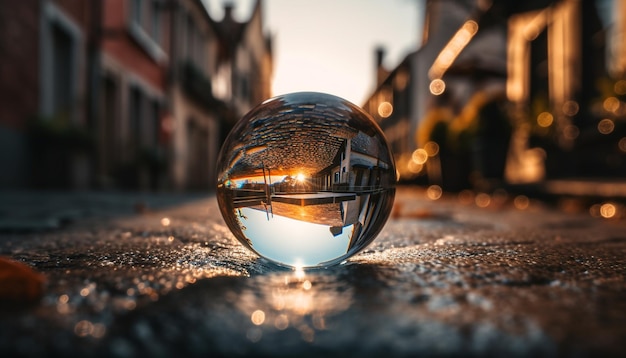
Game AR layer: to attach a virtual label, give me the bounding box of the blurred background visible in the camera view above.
[0,0,624,205]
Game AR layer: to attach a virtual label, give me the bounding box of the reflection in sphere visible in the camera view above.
[216,92,396,268]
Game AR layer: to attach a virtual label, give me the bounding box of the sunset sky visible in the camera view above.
[205,0,423,106]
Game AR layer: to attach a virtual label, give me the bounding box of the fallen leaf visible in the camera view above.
[0,257,46,305]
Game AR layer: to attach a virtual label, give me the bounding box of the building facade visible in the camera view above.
[0,0,98,188]
[0,0,272,191]
[365,0,623,190]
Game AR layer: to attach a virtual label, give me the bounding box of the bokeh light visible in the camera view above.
[618,137,626,152]
[412,148,428,165]
[537,112,554,127]
[598,119,615,135]
[603,97,620,113]
[513,195,530,210]
[424,141,440,157]
[475,193,491,208]
[426,185,442,200]
[429,79,446,95]
[377,102,393,118]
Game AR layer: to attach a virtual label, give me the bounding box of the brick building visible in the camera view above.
[0,0,272,191]
[0,0,97,188]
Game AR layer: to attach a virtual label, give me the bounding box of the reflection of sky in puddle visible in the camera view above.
[239,207,353,267]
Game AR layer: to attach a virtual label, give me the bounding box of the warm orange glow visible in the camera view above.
[513,195,530,210]
[475,193,491,208]
[562,100,579,116]
[429,20,479,80]
[522,10,547,41]
[598,119,615,134]
[296,173,306,182]
[537,112,553,127]
[424,141,440,157]
[251,310,266,325]
[411,148,428,165]
[615,80,626,95]
[619,137,626,152]
[600,203,617,218]
[377,101,393,118]
[603,97,620,113]
[429,79,446,95]
[426,185,442,200]
[407,160,423,174]
[161,217,171,226]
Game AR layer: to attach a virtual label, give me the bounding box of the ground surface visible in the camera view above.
[0,187,625,357]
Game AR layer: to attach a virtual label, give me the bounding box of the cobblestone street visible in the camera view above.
[1,186,625,357]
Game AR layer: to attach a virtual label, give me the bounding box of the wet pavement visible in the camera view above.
[0,187,625,357]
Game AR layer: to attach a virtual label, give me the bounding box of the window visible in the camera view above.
[131,0,143,26]
[152,100,161,146]
[128,0,167,63]
[129,86,143,148]
[51,23,74,119]
[151,1,161,44]
[186,14,195,63]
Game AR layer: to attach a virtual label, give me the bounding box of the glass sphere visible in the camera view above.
[216,92,396,268]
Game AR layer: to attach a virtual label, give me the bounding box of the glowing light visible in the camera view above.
[513,195,530,210]
[589,204,601,218]
[618,137,626,152]
[424,141,440,157]
[377,102,393,118]
[251,310,266,325]
[475,193,491,208]
[600,203,616,218]
[598,119,615,135]
[426,185,442,200]
[161,217,171,226]
[429,79,446,95]
[74,320,94,337]
[302,280,312,290]
[294,265,305,280]
[562,100,579,116]
[274,314,289,330]
[615,80,626,95]
[429,20,479,79]
[295,173,306,182]
[563,125,580,140]
[537,112,553,127]
[603,97,620,113]
[407,161,423,174]
[412,148,428,165]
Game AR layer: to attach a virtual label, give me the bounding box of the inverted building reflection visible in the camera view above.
[220,131,392,266]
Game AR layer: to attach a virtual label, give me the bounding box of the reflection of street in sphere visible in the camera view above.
[216,92,396,268]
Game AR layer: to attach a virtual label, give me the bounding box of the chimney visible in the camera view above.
[375,46,388,86]
[224,3,234,21]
